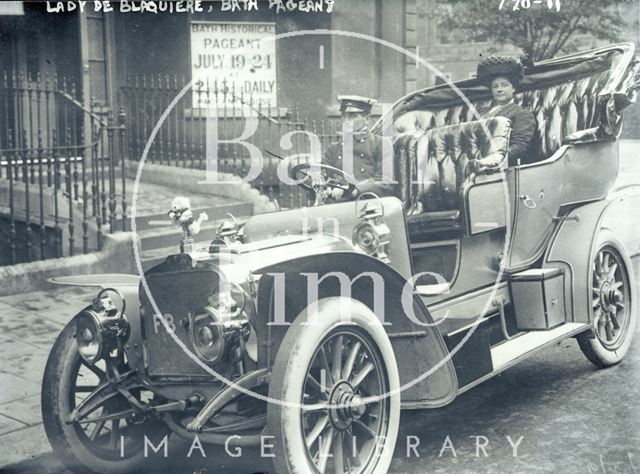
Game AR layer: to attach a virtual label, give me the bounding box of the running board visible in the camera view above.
[457,322,589,396]
[491,322,587,370]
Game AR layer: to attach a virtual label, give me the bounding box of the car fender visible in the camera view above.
[49,274,143,370]
[545,186,640,324]
[256,252,458,408]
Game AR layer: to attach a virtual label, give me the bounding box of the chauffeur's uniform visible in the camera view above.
[323,95,396,198]
[324,132,395,196]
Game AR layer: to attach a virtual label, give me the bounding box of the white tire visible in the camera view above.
[267,297,401,474]
[577,234,637,367]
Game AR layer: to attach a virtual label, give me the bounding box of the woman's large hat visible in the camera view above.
[476,56,523,86]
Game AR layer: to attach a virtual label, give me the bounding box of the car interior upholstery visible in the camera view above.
[393,117,511,215]
[392,69,611,159]
[389,50,620,242]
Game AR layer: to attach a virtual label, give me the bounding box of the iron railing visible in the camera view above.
[121,74,343,208]
[0,73,126,265]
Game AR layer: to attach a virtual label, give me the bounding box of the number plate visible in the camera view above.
[143,310,215,378]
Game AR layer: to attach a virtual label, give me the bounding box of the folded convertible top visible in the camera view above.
[381,43,636,121]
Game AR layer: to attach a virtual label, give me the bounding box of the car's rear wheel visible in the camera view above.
[577,237,637,367]
[267,298,400,474]
[42,317,169,473]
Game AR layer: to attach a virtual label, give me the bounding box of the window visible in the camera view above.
[436,25,488,45]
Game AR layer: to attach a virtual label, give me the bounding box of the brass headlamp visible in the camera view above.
[76,288,129,364]
[352,193,391,262]
[190,281,251,365]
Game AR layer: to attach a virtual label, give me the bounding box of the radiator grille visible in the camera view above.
[139,255,220,379]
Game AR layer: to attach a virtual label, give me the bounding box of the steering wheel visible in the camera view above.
[291,163,357,205]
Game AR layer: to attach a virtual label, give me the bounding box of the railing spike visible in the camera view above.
[7,128,14,181]
[118,105,128,231]
[37,128,46,260]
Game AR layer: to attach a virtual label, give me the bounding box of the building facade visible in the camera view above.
[1,0,638,135]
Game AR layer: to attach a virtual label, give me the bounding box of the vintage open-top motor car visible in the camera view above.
[42,43,640,474]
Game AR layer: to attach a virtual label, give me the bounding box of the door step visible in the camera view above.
[490,322,587,370]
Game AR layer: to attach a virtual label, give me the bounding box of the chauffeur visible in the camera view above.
[323,95,396,200]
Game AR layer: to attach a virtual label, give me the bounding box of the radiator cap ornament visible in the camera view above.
[168,196,209,255]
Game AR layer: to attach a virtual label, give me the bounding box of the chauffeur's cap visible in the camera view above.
[338,95,377,114]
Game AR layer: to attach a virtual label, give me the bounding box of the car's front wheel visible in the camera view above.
[41,317,169,473]
[267,298,400,474]
[577,236,637,367]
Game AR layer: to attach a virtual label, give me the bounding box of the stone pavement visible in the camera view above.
[0,285,96,469]
[115,177,250,219]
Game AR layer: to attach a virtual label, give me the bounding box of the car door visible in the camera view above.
[505,160,566,269]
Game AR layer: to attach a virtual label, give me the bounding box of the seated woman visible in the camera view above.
[474,55,541,168]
